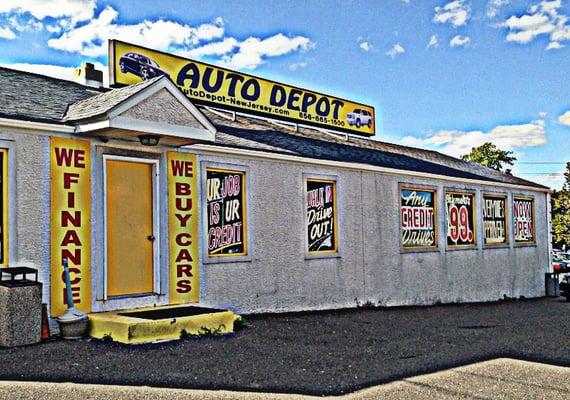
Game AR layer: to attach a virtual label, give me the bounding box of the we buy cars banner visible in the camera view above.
[109,40,375,137]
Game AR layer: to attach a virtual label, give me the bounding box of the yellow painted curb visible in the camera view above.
[88,305,236,344]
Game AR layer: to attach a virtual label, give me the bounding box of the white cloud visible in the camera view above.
[43,6,313,70]
[450,35,470,47]
[0,27,16,40]
[427,34,439,48]
[178,37,239,58]
[220,33,314,69]
[401,120,547,157]
[0,62,109,87]
[359,41,373,52]
[48,6,225,57]
[8,15,43,32]
[546,40,565,49]
[500,0,570,48]
[539,111,548,117]
[433,0,470,27]
[289,61,307,71]
[385,43,405,58]
[487,0,510,18]
[559,110,570,126]
[0,0,95,27]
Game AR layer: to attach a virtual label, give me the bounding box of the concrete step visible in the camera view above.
[88,305,237,344]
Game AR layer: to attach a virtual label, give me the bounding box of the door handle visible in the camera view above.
[147,235,155,241]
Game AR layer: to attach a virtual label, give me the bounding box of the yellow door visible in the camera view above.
[106,159,155,297]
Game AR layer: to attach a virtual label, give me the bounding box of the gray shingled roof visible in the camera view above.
[200,109,547,189]
[64,76,161,122]
[0,66,101,123]
[0,66,547,189]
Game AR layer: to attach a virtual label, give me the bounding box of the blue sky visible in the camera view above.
[0,0,569,188]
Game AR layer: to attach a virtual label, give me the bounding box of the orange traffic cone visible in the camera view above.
[41,303,50,340]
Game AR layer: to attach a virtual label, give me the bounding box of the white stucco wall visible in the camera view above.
[0,127,549,315]
[195,152,549,313]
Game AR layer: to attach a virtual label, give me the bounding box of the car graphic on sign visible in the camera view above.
[346,109,372,128]
[119,52,170,81]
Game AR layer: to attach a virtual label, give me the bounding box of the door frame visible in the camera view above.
[102,155,160,300]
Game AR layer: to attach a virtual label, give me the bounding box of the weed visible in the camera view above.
[234,316,248,330]
[180,324,226,339]
[101,333,114,343]
[355,298,376,309]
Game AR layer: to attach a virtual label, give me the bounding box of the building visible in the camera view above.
[0,63,550,321]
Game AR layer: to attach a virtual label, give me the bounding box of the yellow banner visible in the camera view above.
[50,137,91,316]
[168,152,199,304]
[110,40,375,137]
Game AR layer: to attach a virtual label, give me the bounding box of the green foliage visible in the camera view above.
[101,333,114,343]
[460,142,516,172]
[551,162,570,249]
[234,316,248,330]
[180,324,226,339]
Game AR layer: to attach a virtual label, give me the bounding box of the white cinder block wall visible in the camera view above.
[0,129,548,315]
[197,153,548,313]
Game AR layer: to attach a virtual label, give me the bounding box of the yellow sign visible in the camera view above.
[110,40,376,137]
[167,152,199,304]
[50,137,91,316]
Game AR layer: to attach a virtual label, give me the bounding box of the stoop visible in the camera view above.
[88,305,237,344]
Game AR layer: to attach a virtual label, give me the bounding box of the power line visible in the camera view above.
[515,162,567,164]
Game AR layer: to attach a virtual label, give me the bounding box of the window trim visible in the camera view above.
[399,184,439,252]
[304,175,339,257]
[0,148,8,266]
[444,190,477,250]
[201,162,251,263]
[513,195,536,246]
[482,193,510,248]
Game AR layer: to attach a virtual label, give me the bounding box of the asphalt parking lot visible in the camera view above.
[0,297,569,396]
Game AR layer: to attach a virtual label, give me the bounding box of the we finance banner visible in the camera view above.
[50,137,91,316]
[110,40,375,137]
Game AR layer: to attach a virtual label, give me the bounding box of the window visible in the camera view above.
[482,194,508,246]
[445,191,476,248]
[400,187,438,250]
[306,178,338,254]
[0,149,6,265]
[205,168,247,256]
[513,197,535,244]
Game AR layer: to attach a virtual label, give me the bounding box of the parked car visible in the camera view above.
[560,274,570,298]
[119,52,170,81]
[552,253,570,273]
[346,109,372,128]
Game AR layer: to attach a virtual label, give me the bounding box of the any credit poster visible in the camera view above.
[110,40,375,137]
[306,179,337,253]
[445,192,476,247]
[206,168,247,256]
[167,152,199,304]
[483,195,508,245]
[50,137,91,316]
[400,188,437,249]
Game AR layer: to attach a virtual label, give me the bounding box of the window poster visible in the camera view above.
[483,195,508,246]
[206,168,247,256]
[513,197,535,243]
[306,179,337,253]
[445,192,476,247]
[400,188,437,249]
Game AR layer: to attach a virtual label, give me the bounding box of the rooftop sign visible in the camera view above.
[109,40,375,137]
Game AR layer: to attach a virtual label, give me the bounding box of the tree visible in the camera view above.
[460,142,516,173]
[551,162,570,249]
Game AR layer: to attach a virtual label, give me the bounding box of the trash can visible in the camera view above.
[0,267,42,347]
[545,272,560,297]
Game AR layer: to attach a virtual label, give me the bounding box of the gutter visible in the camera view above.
[0,117,75,133]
